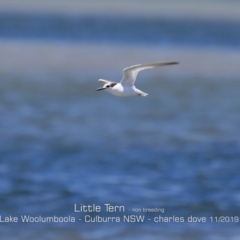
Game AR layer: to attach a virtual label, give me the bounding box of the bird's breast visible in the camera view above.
[107,84,135,97]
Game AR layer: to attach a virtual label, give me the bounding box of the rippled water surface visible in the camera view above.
[0,71,240,239]
[1,2,240,238]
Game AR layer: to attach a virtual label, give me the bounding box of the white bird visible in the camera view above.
[95,61,178,97]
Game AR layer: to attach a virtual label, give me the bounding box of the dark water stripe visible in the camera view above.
[0,12,240,47]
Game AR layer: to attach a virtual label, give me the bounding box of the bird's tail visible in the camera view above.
[138,91,148,97]
[135,88,148,97]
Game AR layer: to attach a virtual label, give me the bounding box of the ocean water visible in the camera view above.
[0,6,240,240]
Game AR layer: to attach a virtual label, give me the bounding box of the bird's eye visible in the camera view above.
[107,85,110,88]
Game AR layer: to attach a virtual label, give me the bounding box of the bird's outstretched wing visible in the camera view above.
[121,62,179,86]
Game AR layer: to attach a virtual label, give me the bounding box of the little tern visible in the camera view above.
[95,61,178,97]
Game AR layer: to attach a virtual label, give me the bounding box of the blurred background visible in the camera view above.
[0,0,240,239]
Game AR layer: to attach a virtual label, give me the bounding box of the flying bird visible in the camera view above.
[95,61,178,97]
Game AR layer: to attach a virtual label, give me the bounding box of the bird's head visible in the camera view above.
[95,80,117,91]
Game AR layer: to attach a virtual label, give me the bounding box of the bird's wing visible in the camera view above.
[98,79,117,85]
[121,62,178,86]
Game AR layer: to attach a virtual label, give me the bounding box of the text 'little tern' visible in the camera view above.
[95,62,178,97]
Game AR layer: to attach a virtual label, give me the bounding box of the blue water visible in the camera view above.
[0,9,240,240]
[0,13,240,48]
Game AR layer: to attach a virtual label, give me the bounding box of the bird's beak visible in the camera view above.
[95,87,106,91]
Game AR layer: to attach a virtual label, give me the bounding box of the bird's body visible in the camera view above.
[96,62,178,97]
[104,82,147,97]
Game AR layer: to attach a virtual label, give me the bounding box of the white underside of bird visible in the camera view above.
[96,61,178,97]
